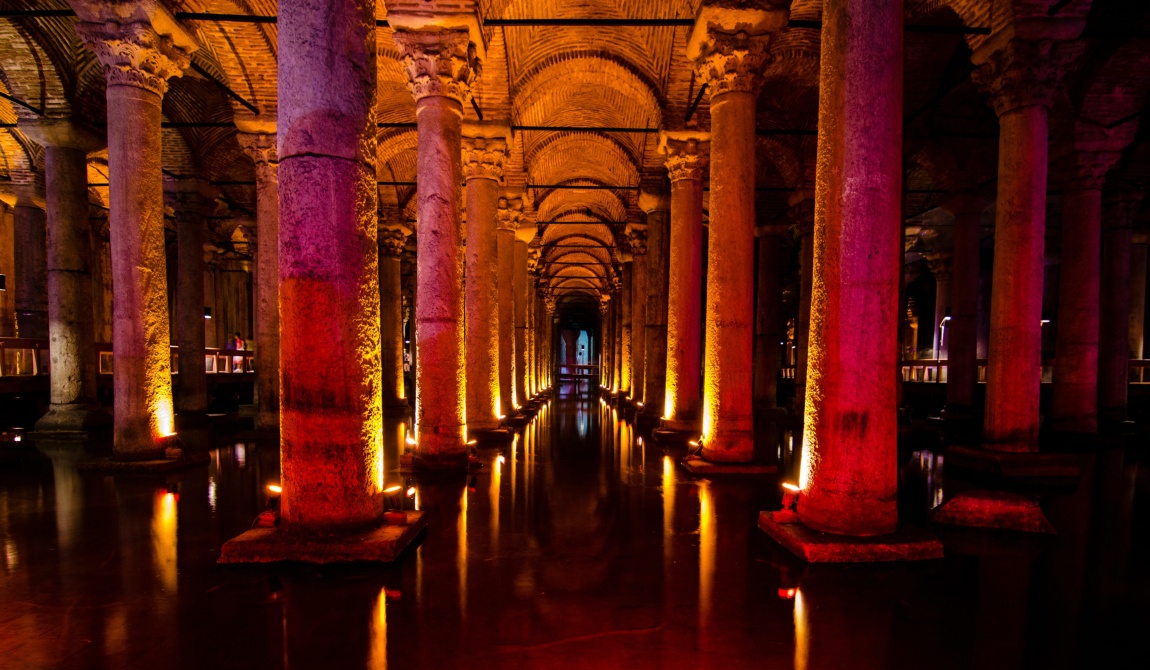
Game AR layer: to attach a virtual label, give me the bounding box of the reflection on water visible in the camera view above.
[151,490,178,594]
[794,588,809,670]
[369,587,388,670]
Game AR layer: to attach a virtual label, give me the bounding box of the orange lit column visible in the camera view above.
[462,128,509,430]
[22,121,104,432]
[612,280,623,392]
[689,8,781,460]
[379,221,411,408]
[599,297,611,387]
[394,27,478,467]
[641,192,671,418]
[165,180,215,416]
[278,0,383,526]
[545,294,557,388]
[496,197,521,413]
[1099,194,1140,422]
[753,224,787,410]
[797,0,902,535]
[237,125,281,430]
[942,197,983,415]
[628,225,648,404]
[514,235,530,409]
[75,9,194,458]
[1050,152,1118,433]
[618,258,633,398]
[974,38,1080,451]
[659,132,708,429]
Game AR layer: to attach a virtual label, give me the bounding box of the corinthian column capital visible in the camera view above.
[497,196,523,232]
[237,131,278,179]
[687,3,788,99]
[972,39,1083,117]
[379,224,412,257]
[392,29,479,105]
[660,131,711,183]
[72,1,196,96]
[461,127,509,182]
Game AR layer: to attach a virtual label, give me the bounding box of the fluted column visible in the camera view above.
[462,127,508,429]
[13,180,47,339]
[165,180,216,416]
[943,197,983,414]
[1051,152,1119,433]
[496,198,521,413]
[797,0,902,536]
[21,121,104,431]
[974,38,1081,451]
[379,222,411,408]
[394,26,478,467]
[628,224,648,405]
[1100,194,1142,422]
[237,125,280,430]
[641,191,671,418]
[75,7,194,457]
[753,224,787,410]
[659,132,708,429]
[689,5,783,460]
[926,252,953,360]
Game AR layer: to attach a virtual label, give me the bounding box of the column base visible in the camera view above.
[945,445,1082,480]
[219,511,426,564]
[682,453,776,475]
[759,511,943,563]
[33,403,111,436]
[932,490,1055,534]
[78,449,210,473]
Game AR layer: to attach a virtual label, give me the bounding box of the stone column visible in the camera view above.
[379,222,411,408]
[659,132,708,429]
[165,179,216,416]
[1051,152,1119,433]
[0,203,14,337]
[753,224,787,410]
[628,224,648,404]
[496,198,520,414]
[21,121,104,432]
[237,124,281,430]
[797,0,902,536]
[618,258,633,397]
[612,280,623,392]
[13,181,48,339]
[393,26,478,467]
[926,252,953,360]
[688,5,783,461]
[599,297,611,387]
[75,7,194,457]
[514,237,529,408]
[792,206,814,411]
[1132,238,1147,360]
[545,295,557,389]
[1100,194,1141,422]
[462,127,508,429]
[973,38,1080,451]
[641,191,671,418]
[943,198,983,414]
[277,0,382,527]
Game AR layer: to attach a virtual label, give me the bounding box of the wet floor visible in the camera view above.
[0,398,1148,669]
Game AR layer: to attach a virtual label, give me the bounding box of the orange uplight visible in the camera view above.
[778,587,797,599]
[467,439,478,446]
[405,433,417,446]
[267,484,282,494]
[383,485,403,494]
[406,487,416,497]
[782,482,800,493]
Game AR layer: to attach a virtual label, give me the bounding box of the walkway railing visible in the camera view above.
[557,364,599,379]
[780,358,1150,385]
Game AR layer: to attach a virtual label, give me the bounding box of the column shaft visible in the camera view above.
[14,200,47,338]
[619,261,633,396]
[514,239,528,407]
[0,204,13,337]
[1130,242,1146,360]
[379,227,409,407]
[465,174,501,429]
[643,208,670,416]
[664,174,704,427]
[252,148,280,430]
[497,224,515,412]
[947,210,981,411]
[1100,220,1132,420]
[753,231,785,408]
[794,222,814,411]
[174,203,207,413]
[631,247,647,403]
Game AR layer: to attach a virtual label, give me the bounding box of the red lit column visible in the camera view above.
[753,224,787,410]
[165,180,215,416]
[379,221,411,408]
[797,0,902,536]
[689,7,782,461]
[237,125,281,430]
[1100,194,1142,422]
[496,197,521,413]
[22,121,103,431]
[462,128,509,429]
[394,27,478,467]
[659,132,708,429]
[1050,152,1118,433]
[942,197,984,415]
[12,179,47,339]
[75,9,193,458]
[974,39,1080,451]
[629,225,648,404]
[277,0,383,526]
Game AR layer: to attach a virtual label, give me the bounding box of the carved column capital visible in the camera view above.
[497,196,523,232]
[1060,150,1122,191]
[925,251,954,281]
[237,132,278,179]
[544,295,557,315]
[163,178,218,219]
[74,19,193,96]
[392,29,479,105]
[626,224,649,256]
[379,224,412,257]
[693,30,772,97]
[461,136,508,182]
[972,39,1083,117]
[659,131,711,183]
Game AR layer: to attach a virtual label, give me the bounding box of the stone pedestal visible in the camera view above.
[640,192,670,420]
[166,180,216,417]
[379,222,411,409]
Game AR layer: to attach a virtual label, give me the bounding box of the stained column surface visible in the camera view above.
[463,133,506,429]
[379,225,410,407]
[514,238,529,408]
[1100,198,1135,421]
[945,205,981,413]
[618,261,633,397]
[496,200,518,414]
[1129,239,1147,360]
[169,184,210,415]
[753,227,786,409]
[660,134,707,429]
[642,201,671,417]
[13,190,47,339]
[75,14,192,459]
[630,229,648,404]
[238,129,281,430]
[277,0,383,529]
[798,0,902,536]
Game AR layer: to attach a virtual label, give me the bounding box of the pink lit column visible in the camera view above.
[462,130,508,429]
[379,222,411,407]
[943,199,983,414]
[629,225,648,404]
[394,28,477,467]
[659,132,708,429]
[974,39,1079,451]
[641,192,671,418]
[75,10,193,458]
[277,0,383,528]
[797,0,902,536]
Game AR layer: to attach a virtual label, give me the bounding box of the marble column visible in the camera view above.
[753,224,787,410]
[641,191,671,418]
[462,128,508,429]
[973,38,1080,451]
[21,121,104,431]
[165,180,215,416]
[394,26,478,468]
[277,0,382,527]
[599,297,611,386]
[75,8,194,457]
[612,280,623,392]
[379,222,411,408]
[927,252,953,360]
[943,198,983,414]
[659,132,708,430]
[1100,194,1141,422]
[1051,152,1119,433]
[628,225,648,405]
[797,0,902,536]
[496,198,520,414]
[793,206,814,412]
[13,182,47,339]
[237,125,281,430]
[1132,239,1147,360]
[514,237,529,408]
[689,6,782,461]
[0,203,14,337]
[618,258,633,397]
